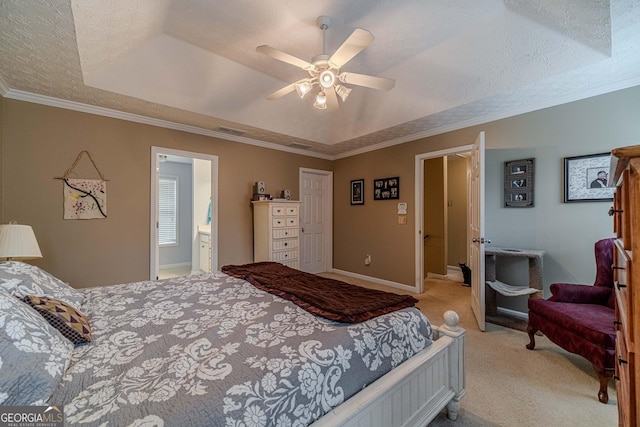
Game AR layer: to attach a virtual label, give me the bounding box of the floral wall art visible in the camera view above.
[63,178,107,219]
[57,151,108,220]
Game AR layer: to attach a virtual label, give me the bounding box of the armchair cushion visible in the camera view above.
[548,283,612,306]
[528,299,615,350]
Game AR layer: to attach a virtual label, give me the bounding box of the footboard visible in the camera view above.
[312,310,466,427]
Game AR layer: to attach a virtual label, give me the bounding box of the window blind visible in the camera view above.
[158,176,178,246]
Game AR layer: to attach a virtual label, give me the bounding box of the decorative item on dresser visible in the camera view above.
[252,200,301,269]
[609,144,640,427]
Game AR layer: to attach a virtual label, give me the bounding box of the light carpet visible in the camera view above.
[321,273,618,427]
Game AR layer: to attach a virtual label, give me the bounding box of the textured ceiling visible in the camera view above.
[0,1,639,158]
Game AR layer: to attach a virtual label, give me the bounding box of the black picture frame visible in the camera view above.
[373,177,399,200]
[563,153,614,203]
[504,158,534,208]
[350,179,364,205]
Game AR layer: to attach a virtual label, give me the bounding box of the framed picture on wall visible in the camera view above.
[350,179,364,205]
[504,158,534,207]
[563,152,614,202]
[373,177,399,200]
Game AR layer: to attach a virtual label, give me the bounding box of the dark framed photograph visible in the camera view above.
[373,177,399,200]
[504,158,534,208]
[350,179,364,205]
[564,153,614,202]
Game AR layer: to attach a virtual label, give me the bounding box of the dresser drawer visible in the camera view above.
[273,228,298,239]
[614,239,632,338]
[286,206,298,216]
[286,217,298,227]
[272,218,287,228]
[272,249,297,262]
[272,239,298,251]
[616,330,635,427]
[272,206,286,216]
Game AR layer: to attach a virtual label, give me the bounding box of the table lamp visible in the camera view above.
[0,221,43,260]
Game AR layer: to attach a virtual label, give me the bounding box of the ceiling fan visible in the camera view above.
[256,16,395,111]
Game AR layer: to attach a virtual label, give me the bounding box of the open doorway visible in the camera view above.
[415,145,478,282]
[150,147,218,280]
[422,154,471,282]
[415,133,487,330]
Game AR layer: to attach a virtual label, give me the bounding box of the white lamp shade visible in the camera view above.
[314,92,327,109]
[0,224,43,259]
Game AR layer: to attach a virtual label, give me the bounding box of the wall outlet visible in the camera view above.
[365,254,371,265]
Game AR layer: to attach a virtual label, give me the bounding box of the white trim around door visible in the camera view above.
[150,146,219,280]
[415,144,474,293]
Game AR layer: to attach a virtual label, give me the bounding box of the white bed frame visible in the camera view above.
[312,310,466,427]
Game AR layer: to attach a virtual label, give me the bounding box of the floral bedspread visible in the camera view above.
[48,271,433,426]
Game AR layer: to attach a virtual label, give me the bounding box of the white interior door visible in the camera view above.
[469,132,486,331]
[299,168,332,274]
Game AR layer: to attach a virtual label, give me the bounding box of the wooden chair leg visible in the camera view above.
[594,366,612,404]
[525,325,537,350]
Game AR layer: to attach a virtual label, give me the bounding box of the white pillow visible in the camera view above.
[0,261,83,308]
[0,288,74,405]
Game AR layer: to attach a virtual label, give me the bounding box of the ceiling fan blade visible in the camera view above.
[328,28,374,69]
[325,87,339,112]
[256,45,315,71]
[265,79,309,100]
[339,72,395,90]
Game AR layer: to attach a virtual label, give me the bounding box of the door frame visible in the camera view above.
[150,146,219,280]
[299,168,333,273]
[415,144,474,292]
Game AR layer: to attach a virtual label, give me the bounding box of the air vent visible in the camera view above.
[289,142,312,150]
[215,126,246,136]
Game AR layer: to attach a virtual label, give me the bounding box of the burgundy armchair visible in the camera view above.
[526,238,615,403]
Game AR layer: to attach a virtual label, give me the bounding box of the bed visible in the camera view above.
[0,261,465,426]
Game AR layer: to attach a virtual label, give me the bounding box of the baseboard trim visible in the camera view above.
[159,262,191,269]
[426,272,448,280]
[497,306,529,321]
[331,269,417,293]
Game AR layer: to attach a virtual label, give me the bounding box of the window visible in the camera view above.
[158,176,178,246]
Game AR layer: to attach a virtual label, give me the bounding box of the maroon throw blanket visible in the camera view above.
[221,262,418,323]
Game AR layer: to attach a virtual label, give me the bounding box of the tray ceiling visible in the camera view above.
[1,0,639,158]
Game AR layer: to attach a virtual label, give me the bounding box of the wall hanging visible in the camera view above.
[373,177,399,200]
[504,158,534,207]
[563,152,614,202]
[55,151,108,219]
[350,179,364,205]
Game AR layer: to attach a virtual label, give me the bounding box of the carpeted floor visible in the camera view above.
[321,273,618,427]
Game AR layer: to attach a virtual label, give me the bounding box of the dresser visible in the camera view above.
[252,200,301,269]
[610,144,640,427]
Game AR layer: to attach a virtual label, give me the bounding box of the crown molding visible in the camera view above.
[3,76,639,162]
[1,88,334,161]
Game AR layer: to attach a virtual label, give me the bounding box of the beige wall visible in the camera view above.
[0,99,332,288]
[333,135,474,286]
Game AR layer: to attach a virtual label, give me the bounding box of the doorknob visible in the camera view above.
[301,227,305,233]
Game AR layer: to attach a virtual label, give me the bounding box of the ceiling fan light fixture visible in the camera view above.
[319,69,335,88]
[335,85,352,102]
[314,92,327,109]
[295,80,312,98]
